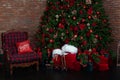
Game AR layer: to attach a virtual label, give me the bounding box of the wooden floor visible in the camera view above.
[0,65,119,80]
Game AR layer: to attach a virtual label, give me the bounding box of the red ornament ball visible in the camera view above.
[66,30,69,34]
[95,34,99,38]
[47,48,52,58]
[49,28,54,33]
[96,11,100,15]
[88,15,92,19]
[86,32,90,37]
[94,15,97,18]
[80,36,83,40]
[72,16,76,20]
[74,27,78,32]
[74,34,77,38]
[81,18,85,22]
[65,38,69,43]
[89,29,93,33]
[99,37,102,40]
[47,48,51,53]
[95,2,98,4]
[103,19,107,23]
[49,2,53,5]
[83,5,87,9]
[67,4,70,8]
[58,23,64,29]
[82,40,87,46]
[49,39,54,43]
[79,10,83,14]
[60,6,63,9]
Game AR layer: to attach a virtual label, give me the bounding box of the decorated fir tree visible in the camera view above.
[35,0,114,65]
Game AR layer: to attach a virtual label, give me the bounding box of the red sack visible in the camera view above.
[52,55,62,68]
[65,53,80,71]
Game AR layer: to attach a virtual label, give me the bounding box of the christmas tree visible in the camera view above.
[35,0,114,64]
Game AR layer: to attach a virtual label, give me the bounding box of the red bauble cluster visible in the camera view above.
[58,22,64,29]
[82,40,87,46]
[87,7,93,15]
[79,23,86,30]
[92,22,97,27]
[86,29,93,37]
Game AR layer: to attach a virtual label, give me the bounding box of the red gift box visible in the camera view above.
[99,55,108,64]
[98,55,109,71]
[98,64,109,71]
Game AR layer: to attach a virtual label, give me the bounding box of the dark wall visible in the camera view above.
[103,0,120,53]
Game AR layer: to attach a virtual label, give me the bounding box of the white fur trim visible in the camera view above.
[52,49,62,57]
[61,44,78,54]
[62,52,69,55]
[61,44,68,52]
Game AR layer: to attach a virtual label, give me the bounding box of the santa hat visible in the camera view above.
[52,49,62,57]
[61,44,78,54]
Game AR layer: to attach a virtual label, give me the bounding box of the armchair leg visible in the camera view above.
[10,65,13,75]
[36,62,39,71]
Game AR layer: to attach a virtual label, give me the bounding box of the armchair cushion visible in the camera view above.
[9,52,39,64]
[16,40,33,54]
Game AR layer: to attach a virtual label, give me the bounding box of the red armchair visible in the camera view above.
[1,30,40,75]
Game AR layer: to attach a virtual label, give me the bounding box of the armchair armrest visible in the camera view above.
[4,49,11,61]
[0,48,3,54]
[2,44,11,61]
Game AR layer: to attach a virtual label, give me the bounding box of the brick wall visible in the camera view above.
[0,0,47,47]
[103,0,120,53]
[0,0,119,54]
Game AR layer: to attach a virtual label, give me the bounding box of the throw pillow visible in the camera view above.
[16,40,33,54]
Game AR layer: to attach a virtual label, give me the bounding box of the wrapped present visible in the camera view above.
[98,55,109,71]
[98,64,109,71]
[99,55,108,64]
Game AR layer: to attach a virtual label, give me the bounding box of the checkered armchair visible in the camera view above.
[1,30,39,75]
